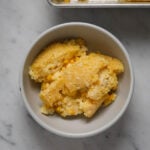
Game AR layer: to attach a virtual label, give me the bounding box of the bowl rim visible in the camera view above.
[20,22,134,138]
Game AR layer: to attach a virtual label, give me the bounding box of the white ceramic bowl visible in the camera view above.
[20,22,134,138]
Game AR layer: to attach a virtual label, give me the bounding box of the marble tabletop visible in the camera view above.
[1,0,150,149]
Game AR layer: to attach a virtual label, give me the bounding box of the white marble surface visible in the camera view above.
[0,0,150,149]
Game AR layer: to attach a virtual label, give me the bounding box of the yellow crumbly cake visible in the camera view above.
[29,39,87,82]
[29,38,124,118]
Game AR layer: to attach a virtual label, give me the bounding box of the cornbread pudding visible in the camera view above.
[29,38,124,118]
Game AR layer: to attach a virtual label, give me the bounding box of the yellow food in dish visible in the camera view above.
[53,0,150,3]
[29,39,87,82]
[29,38,124,118]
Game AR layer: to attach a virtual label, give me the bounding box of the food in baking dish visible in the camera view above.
[29,38,124,118]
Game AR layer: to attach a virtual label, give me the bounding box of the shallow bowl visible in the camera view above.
[20,22,134,138]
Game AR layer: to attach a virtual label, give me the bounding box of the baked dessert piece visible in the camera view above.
[29,39,124,118]
[29,39,87,82]
[39,53,124,118]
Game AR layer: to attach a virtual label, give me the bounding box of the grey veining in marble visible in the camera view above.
[0,0,150,149]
